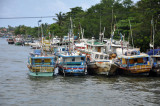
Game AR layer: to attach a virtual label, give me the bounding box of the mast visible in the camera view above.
[99,15,102,42]
[41,24,44,44]
[152,18,155,55]
[129,20,134,48]
[111,7,113,36]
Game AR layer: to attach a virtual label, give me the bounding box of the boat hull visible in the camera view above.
[27,65,55,77]
[15,42,23,45]
[58,66,86,76]
[119,65,151,76]
[87,61,117,76]
[8,41,14,44]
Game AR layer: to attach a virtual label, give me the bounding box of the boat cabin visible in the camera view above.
[29,57,56,66]
[59,55,86,66]
[119,54,150,67]
[90,52,109,61]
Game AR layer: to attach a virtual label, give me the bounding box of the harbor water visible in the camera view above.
[0,38,160,106]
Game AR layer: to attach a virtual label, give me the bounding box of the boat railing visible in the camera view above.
[32,64,55,67]
[60,63,86,69]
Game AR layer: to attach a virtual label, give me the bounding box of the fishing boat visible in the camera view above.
[7,37,14,44]
[148,49,160,76]
[30,40,41,49]
[14,35,24,45]
[87,52,118,75]
[27,49,56,76]
[58,52,87,76]
[24,38,34,46]
[116,49,152,76]
[27,23,56,76]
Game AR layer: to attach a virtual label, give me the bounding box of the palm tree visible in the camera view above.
[53,12,65,27]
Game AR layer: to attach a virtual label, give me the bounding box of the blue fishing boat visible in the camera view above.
[58,52,87,76]
[27,49,56,76]
[148,49,160,76]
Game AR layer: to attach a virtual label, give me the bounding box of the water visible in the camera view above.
[0,38,160,106]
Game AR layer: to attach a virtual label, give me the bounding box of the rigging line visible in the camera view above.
[0,16,56,19]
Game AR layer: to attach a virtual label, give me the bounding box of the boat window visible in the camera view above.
[143,57,148,63]
[137,58,143,63]
[81,57,85,61]
[157,57,160,64]
[157,57,160,61]
[100,55,103,59]
[63,58,65,62]
[129,59,134,64]
[42,59,44,63]
[72,57,75,61]
[104,56,108,60]
[122,58,126,64]
[134,59,138,63]
[62,48,65,51]
[95,54,99,59]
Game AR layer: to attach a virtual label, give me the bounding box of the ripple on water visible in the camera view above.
[0,38,160,106]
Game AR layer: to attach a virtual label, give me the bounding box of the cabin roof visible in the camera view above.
[118,53,149,59]
[150,55,160,57]
[87,41,105,46]
[30,56,55,59]
[59,54,85,58]
[92,52,108,56]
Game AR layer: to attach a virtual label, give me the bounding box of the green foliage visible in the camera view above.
[9,0,160,52]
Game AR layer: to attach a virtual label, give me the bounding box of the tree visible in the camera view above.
[53,12,65,26]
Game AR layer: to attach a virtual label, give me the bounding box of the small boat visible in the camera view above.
[58,52,87,76]
[116,49,152,76]
[27,49,56,76]
[14,36,24,45]
[30,40,41,49]
[148,49,160,76]
[24,38,34,46]
[7,38,14,44]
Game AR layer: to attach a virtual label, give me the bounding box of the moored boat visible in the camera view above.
[7,38,14,44]
[116,49,152,76]
[58,52,87,76]
[27,49,56,76]
[14,36,24,45]
[87,52,118,76]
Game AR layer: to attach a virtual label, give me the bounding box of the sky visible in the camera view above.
[0,0,139,28]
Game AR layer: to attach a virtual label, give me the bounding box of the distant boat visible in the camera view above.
[27,49,56,76]
[24,38,34,46]
[58,52,87,76]
[7,38,14,44]
[14,36,24,45]
[29,40,41,49]
[116,49,152,76]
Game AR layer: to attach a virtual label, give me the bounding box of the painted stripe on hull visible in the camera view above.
[29,71,54,77]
